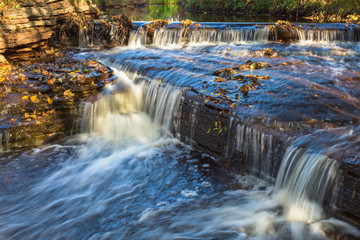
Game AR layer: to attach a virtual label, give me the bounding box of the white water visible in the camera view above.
[0,64,359,240]
[1,22,360,239]
[236,124,273,182]
[129,26,269,47]
[297,28,359,43]
[274,147,340,223]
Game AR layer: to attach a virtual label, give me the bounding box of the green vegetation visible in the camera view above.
[185,0,360,18]
[105,4,180,20]
[146,3,178,19]
[92,0,179,7]
[149,0,179,4]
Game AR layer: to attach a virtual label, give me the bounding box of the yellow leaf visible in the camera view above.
[22,96,29,100]
[64,90,75,100]
[47,97,53,104]
[30,95,39,103]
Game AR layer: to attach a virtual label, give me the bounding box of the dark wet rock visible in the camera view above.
[254,48,278,57]
[268,21,299,42]
[0,52,113,149]
[57,14,133,47]
[145,19,169,44]
[177,87,360,228]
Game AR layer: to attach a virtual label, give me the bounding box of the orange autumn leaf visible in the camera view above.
[63,90,75,101]
[19,74,26,81]
[47,78,55,85]
[47,97,53,104]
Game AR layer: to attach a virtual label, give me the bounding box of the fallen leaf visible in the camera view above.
[30,95,39,103]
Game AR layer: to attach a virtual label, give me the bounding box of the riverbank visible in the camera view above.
[0,51,113,149]
[184,0,360,23]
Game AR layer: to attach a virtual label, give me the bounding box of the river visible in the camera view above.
[0,19,360,239]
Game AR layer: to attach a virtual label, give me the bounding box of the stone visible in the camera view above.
[31,19,56,27]
[52,7,76,16]
[76,5,90,13]
[0,38,5,53]
[0,18,30,25]
[21,1,36,7]
[2,8,28,20]
[0,28,54,49]
[25,6,53,19]
[33,0,48,7]
[48,0,72,10]
[0,0,101,60]
[0,54,8,64]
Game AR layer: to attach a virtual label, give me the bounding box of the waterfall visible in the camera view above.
[129,25,269,47]
[143,80,182,135]
[79,28,91,48]
[153,28,185,47]
[274,146,341,223]
[236,124,274,182]
[297,28,360,42]
[82,69,182,143]
[187,27,269,44]
[128,27,148,47]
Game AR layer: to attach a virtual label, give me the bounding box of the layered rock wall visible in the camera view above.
[0,0,99,61]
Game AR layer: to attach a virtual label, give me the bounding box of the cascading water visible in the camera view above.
[236,124,274,182]
[128,26,148,47]
[187,27,269,44]
[129,24,269,47]
[79,28,91,48]
[82,69,182,143]
[274,147,340,223]
[1,20,360,240]
[297,28,360,42]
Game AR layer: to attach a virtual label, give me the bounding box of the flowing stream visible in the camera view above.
[1,22,360,239]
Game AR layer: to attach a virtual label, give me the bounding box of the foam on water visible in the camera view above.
[1,22,360,240]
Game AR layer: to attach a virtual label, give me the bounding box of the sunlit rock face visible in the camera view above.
[0,0,99,61]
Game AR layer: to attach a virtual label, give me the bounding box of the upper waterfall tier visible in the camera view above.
[129,22,360,46]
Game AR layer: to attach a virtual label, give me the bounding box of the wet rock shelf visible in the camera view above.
[0,52,113,149]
